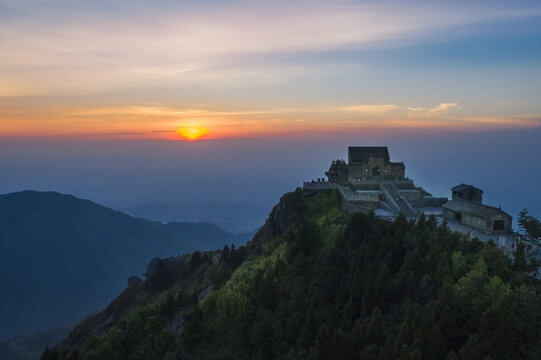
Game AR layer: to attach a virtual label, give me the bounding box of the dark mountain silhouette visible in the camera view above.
[121,201,269,234]
[0,322,75,360]
[0,190,246,341]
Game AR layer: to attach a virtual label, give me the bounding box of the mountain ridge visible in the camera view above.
[47,188,541,359]
[120,200,269,234]
[0,190,246,343]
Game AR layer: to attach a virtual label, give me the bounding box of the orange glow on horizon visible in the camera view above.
[2,102,540,140]
[177,127,209,140]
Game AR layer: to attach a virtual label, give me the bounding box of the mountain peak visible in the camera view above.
[0,190,242,341]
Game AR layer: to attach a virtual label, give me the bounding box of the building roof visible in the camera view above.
[451,183,484,193]
[443,199,510,218]
[348,146,390,163]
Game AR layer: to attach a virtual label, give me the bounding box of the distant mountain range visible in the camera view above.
[0,322,75,360]
[0,190,248,342]
[121,201,270,234]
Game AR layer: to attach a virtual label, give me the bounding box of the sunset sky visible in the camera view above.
[1,0,541,139]
[1,0,541,228]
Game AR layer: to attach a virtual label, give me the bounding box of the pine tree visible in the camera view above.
[518,208,530,236]
[518,208,541,238]
[512,242,528,273]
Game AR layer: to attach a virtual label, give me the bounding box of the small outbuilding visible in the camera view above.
[443,184,512,233]
[451,183,483,204]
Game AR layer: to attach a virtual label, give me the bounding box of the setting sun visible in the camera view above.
[177,127,209,140]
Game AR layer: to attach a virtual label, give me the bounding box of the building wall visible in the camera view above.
[443,208,454,222]
[355,190,383,201]
[452,188,483,204]
[326,160,348,184]
[462,214,489,231]
[443,207,512,232]
[347,164,366,180]
[389,163,405,178]
[303,182,338,191]
[352,181,380,191]
[347,156,404,181]
[411,197,448,208]
[399,190,422,201]
[368,156,385,177]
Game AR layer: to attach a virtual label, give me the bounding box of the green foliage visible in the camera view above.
[56,190,541,360]
[286,221,321,262]
[513,242,529,273]
[41,348,60,360]
[518,208,541,238]
[181,190,541,359]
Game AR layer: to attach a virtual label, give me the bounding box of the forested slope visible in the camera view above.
[48,189,541,360]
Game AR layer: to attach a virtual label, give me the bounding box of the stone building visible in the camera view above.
[347,146,405,182]
[307,146,518,256]
[451,183,483,204]
[323,146,446,218]
[443,184,512,233]
[325,159,348,185]
[326,146,405,184]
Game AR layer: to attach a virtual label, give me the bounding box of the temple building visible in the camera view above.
[323,146,447,217]
[451,183,483,204]
[326,146,405,184]
[305,146,516,251]
[347,146,405,181]
[443,184,512,233]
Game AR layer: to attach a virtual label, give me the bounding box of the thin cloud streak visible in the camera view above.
[343,102,461,118]
[342,105,400,114]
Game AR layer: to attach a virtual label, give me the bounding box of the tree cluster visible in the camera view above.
[518,208,541,239]
[182,193,541,360]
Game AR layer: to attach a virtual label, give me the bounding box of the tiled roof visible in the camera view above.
[348,146,390,162]
[451,183,484,193]
[443,199,510,218]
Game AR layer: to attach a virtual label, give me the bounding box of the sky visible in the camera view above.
[1,0,540,228]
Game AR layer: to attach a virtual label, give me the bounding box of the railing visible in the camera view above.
[303,182,338,191]
[391,183,417,215]
[379,182,401,213]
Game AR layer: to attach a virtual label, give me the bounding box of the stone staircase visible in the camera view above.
[380,182,417,218]
[336,185,360,201]
[336,183,417,218]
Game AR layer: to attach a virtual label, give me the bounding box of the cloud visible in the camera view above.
[342,104,400,114]
[1,1,540,95]
[344,102,460,117]
[406,102,461,116]
[456,114,541,126]
[427,102,461,115]
[3,100,538,139]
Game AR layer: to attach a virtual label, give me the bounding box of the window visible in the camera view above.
[493,220,505,231]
